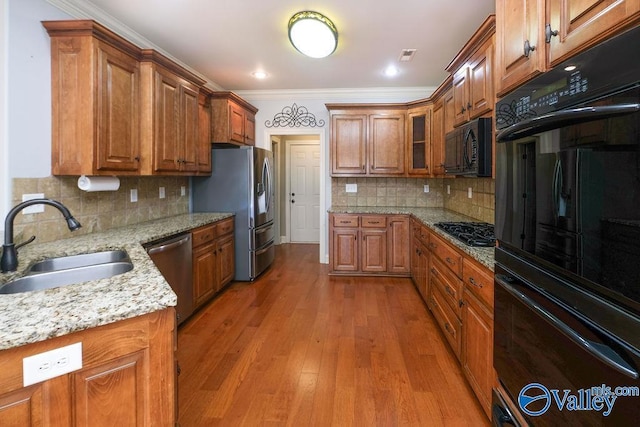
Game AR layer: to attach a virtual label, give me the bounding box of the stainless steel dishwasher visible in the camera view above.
[145,233,193,325]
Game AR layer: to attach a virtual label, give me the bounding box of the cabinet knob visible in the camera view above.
[467,102,472,110]
[460,107,466,113]
[545,24,559,43]
[524,40,536,58]
[134,156,141,161]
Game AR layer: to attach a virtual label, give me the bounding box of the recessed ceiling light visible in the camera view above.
[252,71,268,79]
[384,65,399,77]
[564,65,577,72]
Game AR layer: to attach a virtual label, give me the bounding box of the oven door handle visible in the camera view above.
[495,274,639,379]
[496,103,640,142]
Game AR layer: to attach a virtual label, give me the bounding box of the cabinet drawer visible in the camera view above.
[361,215,387,228]
[428,232,462,278]
[430,256,463,318]
[463,259,494,310]
[216,217,234,236]
[429,285,462,360]
[192,224,216,247]
[332,214,359,228]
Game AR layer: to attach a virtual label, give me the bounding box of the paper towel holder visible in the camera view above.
[77,175,121,192]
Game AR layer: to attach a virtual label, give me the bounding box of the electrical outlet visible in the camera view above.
[468,187,473,198]
[130,189,138,203]
[159,187,166,199]
[345,183,357,193]
[23,342,82,386]
[180,186,186,197]
[447,185,451,195]
[21,194,45,214]
[423,184,429,193]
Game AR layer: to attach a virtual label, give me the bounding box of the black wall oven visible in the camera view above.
[493,25,640,426]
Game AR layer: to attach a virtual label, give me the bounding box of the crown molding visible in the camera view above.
[234,86,437,102]
[45,0,224,90]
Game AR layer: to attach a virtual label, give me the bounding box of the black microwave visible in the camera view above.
[444,117,492,177]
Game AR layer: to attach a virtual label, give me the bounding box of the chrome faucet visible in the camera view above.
[1,198,82,272]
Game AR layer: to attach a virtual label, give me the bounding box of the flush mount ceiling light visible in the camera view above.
[288,11,338,58]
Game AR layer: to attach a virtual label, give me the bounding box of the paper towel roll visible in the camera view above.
[77,175,121,192]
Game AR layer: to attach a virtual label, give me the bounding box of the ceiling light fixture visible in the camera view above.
[288,11,338,58]
[252,71,268,79]
[384,65,399,77]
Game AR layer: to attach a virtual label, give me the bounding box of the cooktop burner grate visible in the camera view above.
[434,222,496,247]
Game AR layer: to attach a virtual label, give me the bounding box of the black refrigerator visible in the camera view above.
[192,146,275,281]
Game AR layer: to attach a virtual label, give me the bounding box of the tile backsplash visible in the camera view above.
[11,176,189,244]
[331,176,495,223]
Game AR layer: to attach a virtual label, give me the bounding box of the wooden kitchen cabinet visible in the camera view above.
[327,105,406,177]
[211,92,258,146]
[44,20,143,176]
[406,103,432,176]
[192,218,235,309]
[496,0,640,97]
[329,213,410,276]
[410,218,430,302]
[447,16,495,127]
[197,90,213,174]
[0,309,176,426]
[461,257,496,418]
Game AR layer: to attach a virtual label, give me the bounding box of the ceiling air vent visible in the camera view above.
[399,49,417,62]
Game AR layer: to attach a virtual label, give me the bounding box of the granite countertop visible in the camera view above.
[329,206,495,271]
[0,213,232,351]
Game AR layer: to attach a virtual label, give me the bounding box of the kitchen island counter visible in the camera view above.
[329,207,495,270]
[0,213,232,351]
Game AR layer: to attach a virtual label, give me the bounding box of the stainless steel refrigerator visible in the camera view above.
[192,146,275,281]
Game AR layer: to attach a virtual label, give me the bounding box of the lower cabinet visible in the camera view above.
[0,309,176,426]
[329,213,409,276]
[410,218,429,302]
[192,217,235,309]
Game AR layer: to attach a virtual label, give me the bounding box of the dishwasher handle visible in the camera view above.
[146,234,191,255]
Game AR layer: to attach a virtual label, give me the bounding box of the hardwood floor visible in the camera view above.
[177,244,489,426]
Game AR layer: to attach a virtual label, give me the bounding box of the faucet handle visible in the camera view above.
[15,236,36,253]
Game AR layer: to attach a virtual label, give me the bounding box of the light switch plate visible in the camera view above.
[423,184,429,193]
[468,187,473,198]
[180,186,186,197]
[159,187,166,199]
[23,342,82,386]
[130,189,138,202]
[447,185,451,195]
[345,183,357,193]
[21,194,45,214]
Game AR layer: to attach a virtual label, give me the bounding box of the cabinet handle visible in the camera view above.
[545,24,559,43]
[444,322,453,335]
[469,277,483,288]
[467,102,472,110]
[430,297,438,308]
[430,267,438,276]
[354,235,357,240]
[369,221,380,224]
[460,107,466,113]
[444,285,455,297]
[134,156,141,161]
[339,220,351,224]
[524,39,536,57]
[429,243,437,250]
[459,300,464,308]
[445,257,455,265]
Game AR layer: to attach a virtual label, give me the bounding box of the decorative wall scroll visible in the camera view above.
[265,103,325,128]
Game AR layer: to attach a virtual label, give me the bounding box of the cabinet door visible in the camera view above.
[388,216,410,274]
[468,40,494,119]
[244,112,256,146]
[431,98,446,176]
[368,113,405,175]
[96,42,141,172]
[452,68,469,127]
[407,108,432,176]
[331,114,367,175]
[180,83,199,172]
[193,242,217,307]
[361,229,388,273]
[462,288,494,418]
[495,0,545,97]
[547,0,640,66]
[153,69,181,172]
[216,234,235,291]
[197,93,212,173]
[73,351,147,425]
[443,88,456,135]
[331,228,359,272]
[0,378,70,426]
[229,103,246,145]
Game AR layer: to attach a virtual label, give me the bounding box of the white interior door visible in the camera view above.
[289,143,320,243]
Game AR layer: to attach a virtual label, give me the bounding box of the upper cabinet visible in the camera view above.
[496,0,640,97]
[406,102,432,176]
[43,20,210,177]
[197,89,213,174]
[211,92,258,146]
[446,15,496,127]
[327,105,406,177]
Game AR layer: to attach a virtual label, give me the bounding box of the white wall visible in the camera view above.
[1,0,8,231]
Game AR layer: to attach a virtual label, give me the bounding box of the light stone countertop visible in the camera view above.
[329,207,495,271]
[0,213,232,351]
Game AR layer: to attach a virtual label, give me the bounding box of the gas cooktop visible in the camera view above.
[434,222,496,247]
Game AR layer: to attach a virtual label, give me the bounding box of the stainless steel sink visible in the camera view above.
[27,250,129,273]
[0,250,133,294]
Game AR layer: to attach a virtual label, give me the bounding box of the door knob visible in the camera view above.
[291,193,295,196]
[291,200,295,203]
